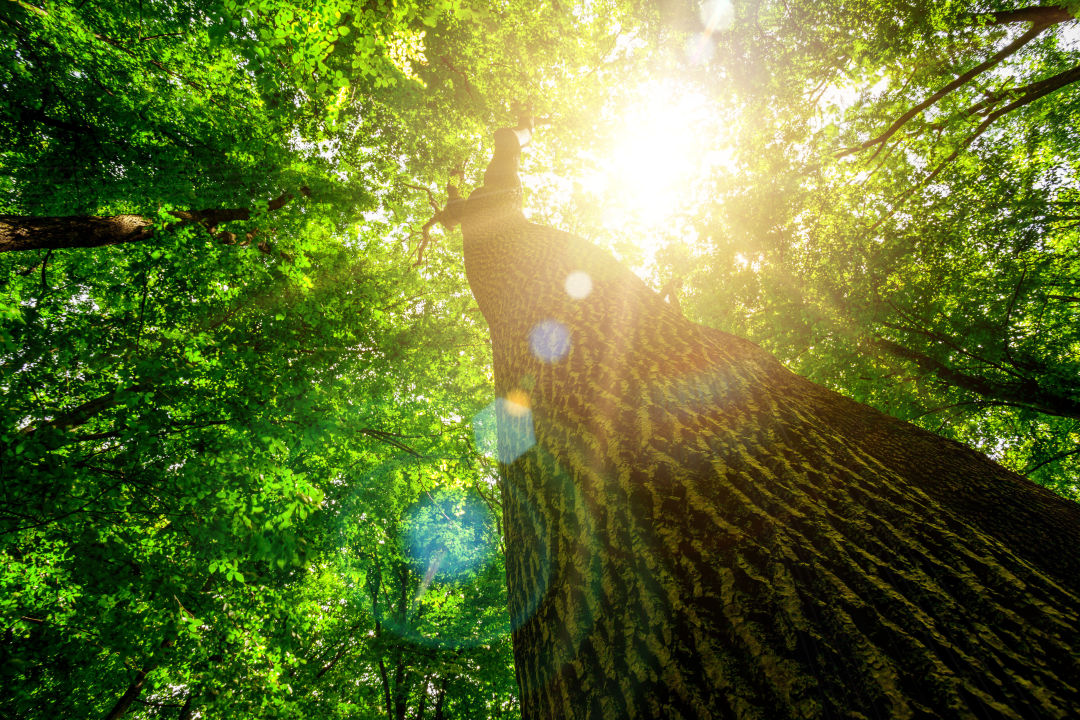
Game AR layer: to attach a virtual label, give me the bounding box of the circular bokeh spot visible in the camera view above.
[529,319,571,363]
[332,458,515,652]
[471,402,500,460]
[565,270,593,299]
[504,389,531,417]
[402,488,498,585]
[472,397,536,463]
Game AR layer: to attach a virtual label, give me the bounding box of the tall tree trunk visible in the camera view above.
[178,694,194,720]
[461,128,1080,718]
[393,564,411,720]
[102,666,151,720]
[414,674,430,720]
[377,656,395,720]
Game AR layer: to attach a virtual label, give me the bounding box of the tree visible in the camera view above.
[459,123,1080,718]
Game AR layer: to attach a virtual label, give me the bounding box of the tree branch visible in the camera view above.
[14,0,206,92]
[837,22,1045,158]
[980,5,1077,26]
[1002,268,1028,367]
[102,638,173,720]
[0,190,303,254]
[361,428,425,458]
[868,337,1080,419]
[872,62,1080,230]
[1023,445,1080,474]
[20,382,152,436]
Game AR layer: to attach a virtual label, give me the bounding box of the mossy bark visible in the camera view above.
[461,132,1080,719]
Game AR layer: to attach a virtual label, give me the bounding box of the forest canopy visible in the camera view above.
[2,0,1078,718]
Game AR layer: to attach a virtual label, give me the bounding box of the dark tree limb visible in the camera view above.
[9,101,102,137]
[102,639,173,720]
[360,428,425,457]
[316,642,352,678]
[872,62,1080,228]
[178,695,194,720]
[877,301,1026,379]
[868,336,1080,419]
[20,382,152,436]
[0,189,305,254]
[438,55,479,99]
[658,275,684,313]
[981,5,1077,26]
[407,177,465,266]
[1024,445,1080,474]
[0,215,157,254]
[102,667,152,720]
[837,22,1045,159]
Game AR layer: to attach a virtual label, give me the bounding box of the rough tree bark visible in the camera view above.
[458,126,1080,718]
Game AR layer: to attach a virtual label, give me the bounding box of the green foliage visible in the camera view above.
[0,0,645,717]
[3,0,1078,717]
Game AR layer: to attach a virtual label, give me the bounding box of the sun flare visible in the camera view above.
[575,79,734,262]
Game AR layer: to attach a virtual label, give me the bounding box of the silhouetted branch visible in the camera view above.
[838,23,1045,159]
[872,62,1080,228]
[0,189,306,254]
[980,5,1076,26]
[1024,446,1080,474]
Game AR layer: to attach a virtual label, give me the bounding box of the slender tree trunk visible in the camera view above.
[377,656,395,720]
[461,129,1080,718]
[432,677,448,720]
[102,666,151,720]
[102,639,172,720]
[393,658,408,720]
[414,674,430,720]
[390,563,410,720]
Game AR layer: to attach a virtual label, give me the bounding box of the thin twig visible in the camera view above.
[1002,268,1027,367]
